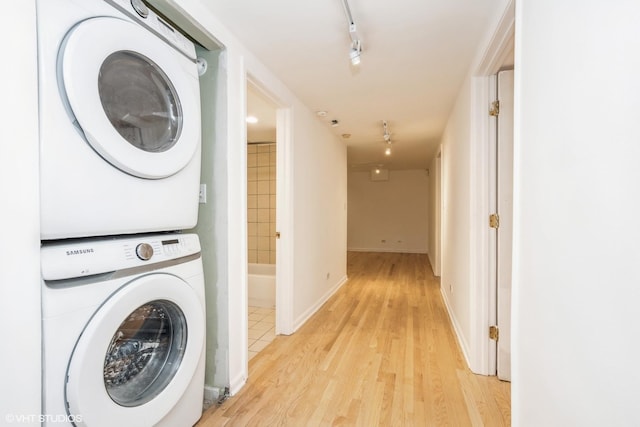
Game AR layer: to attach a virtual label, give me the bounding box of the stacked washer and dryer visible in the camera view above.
[37,0,207,426]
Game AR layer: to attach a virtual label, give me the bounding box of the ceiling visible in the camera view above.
[204,0,507,171]
[246,85,277,144]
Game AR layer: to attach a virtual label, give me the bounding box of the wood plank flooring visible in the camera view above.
[198,252,510,426]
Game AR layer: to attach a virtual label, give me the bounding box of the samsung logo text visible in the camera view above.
[66,248,94,256]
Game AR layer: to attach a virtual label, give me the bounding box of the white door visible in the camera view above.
[60,17,200,179]
[496,69,514,381]
[65,274,204,427]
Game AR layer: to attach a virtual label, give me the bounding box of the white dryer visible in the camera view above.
[37,0,203,240]
[41,233,206,427]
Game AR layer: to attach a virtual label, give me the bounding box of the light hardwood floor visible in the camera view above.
[198,252,510,426]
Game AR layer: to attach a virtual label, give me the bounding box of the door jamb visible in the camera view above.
[468,0,514,375]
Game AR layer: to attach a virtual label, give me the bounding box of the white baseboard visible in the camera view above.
[348,247,427,254]
[227,371,247,396]
[293,275,348,332]
[439,286,473,371]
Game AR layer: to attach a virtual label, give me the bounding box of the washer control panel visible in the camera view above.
[41,233,200,281]
[135,242,154,260]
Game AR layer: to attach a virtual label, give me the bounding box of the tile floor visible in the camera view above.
[248,306,275,360]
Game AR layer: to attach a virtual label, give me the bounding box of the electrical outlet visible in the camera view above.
[199,183,207,203]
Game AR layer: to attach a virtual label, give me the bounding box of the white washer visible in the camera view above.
[37,0,202,240]
[41,233,206,427]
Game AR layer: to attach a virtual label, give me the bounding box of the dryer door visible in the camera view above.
[65,273,204,426]
[59,17,200,179]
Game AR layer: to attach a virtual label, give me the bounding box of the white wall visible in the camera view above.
[513,1,640,425]
[439,75,475,362]
[291,109,348,328]
[192,47,229,391]
[348,170,429,253]
[0,1,42,422]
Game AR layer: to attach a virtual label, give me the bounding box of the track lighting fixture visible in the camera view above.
[342,0,362,66]
[382,120,393,157]
[382,120,392,144]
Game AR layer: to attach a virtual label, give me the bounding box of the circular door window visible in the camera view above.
[103,300,186,407]
[98,51,182,154]
[65,273,204,426]
[60,17,201,179]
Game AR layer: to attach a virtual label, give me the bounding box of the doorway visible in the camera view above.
[490,69,514,381]
[433,149,442,276]
[246,82,278,360]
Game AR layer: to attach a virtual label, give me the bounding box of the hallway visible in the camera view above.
[198,252,510,425]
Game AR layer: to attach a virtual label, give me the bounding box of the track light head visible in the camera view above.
[382,120,392,143]
[350,39,362,66]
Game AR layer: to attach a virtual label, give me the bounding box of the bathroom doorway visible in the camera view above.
[246,82,278,359]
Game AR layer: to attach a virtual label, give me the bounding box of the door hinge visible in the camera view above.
[489,213,500,229]
[489,325,499,341]
[489,100,500,117]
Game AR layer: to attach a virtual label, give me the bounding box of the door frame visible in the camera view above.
[431,148,442,277]
[468,0,514,375]
[495,69,514,380]
[245,74,295,336]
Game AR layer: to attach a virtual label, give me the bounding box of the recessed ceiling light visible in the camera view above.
[342,133,351,139]
[246,116,258,124]
[316,111,328,117]
[385,147,391,156]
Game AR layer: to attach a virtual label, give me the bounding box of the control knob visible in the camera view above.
[135,243,154,261]
[131,0,149,18]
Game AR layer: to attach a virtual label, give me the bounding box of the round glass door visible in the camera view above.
[65,273,204,427]
[60,17,201,179]
[98,51,182,154]
[103,300,186,407]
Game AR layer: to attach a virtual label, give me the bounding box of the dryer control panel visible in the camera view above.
[41,233,200,281]
[105,0,197,60]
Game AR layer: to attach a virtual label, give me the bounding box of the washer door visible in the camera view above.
[60,17,200,179]
[65,274,204,426]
